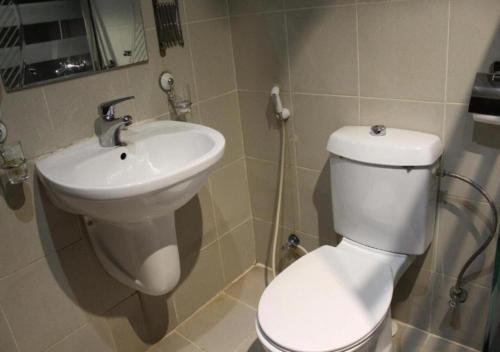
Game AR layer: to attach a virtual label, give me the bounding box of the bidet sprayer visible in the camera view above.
[440,170,498,311]
[271,85,290,121]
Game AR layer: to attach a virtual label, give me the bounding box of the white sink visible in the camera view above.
[36,121,225,295]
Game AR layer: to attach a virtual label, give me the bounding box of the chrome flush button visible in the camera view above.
[370,125,386,136]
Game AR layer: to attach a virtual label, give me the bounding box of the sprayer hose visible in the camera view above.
[271,122,287,278]
[442,171,498,292]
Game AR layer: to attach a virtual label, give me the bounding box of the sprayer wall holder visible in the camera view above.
[159,71,192,119]
[0,121,7,144]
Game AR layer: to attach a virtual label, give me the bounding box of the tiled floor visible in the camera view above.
[147,266,479,352]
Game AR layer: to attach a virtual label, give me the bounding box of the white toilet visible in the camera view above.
[256,126,443,352]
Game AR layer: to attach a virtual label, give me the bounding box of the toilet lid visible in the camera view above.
[257,245,394,352]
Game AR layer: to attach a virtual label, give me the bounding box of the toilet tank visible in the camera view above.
[327,126,443,255]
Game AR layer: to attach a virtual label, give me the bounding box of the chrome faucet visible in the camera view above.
[97,96,135,147]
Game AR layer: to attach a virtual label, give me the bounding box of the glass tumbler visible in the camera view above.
[0,141,28,184]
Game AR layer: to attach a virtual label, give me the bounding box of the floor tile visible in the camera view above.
[424,335,480,352]
[234,331,266,352]
[225,266,270,309]
[148,332,201,352]
[177,294,256,352]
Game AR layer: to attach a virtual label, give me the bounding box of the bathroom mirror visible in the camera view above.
[0,0,148,92]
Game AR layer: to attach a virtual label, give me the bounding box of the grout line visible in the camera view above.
[218,217,253,239]
[186,16,230,25]
[229,9,284,19]
[41,322,91,352]
[238,88,448,105]
[175,331,208,351]
[183,7,201,109]
[196,89,238,105]
[40,87,56,133]
[224,293,257,312]
[295,165,322,173]
[174,264,259,332]
[395,320,481,352]
[1,305,21,352]
[175,292,226,329]
[283,9,302,235]
[286,3,356,12]
[355,95,444,105]
[224,0,255,232]
[355,3,362,126]
[213,155,246,173]
[246,155,279,166]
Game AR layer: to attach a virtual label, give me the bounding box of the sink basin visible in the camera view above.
[36,121,225,295]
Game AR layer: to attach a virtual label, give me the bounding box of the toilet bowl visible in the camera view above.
[255,126,443,352]
[256,239,413,352]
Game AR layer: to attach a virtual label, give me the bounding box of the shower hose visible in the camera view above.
[271,121,308,278]
[442,171,499,309]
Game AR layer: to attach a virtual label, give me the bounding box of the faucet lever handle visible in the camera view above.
[100,96,135,120]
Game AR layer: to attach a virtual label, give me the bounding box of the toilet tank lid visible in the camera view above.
[327,126,443,166]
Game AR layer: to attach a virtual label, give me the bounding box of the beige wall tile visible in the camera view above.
[106,294,150,352]
[239,91,293,164]
[246,158,298,229]
[436,198,496,288]
[0,88,55,159]
[391,267,434,331]
[128,30,171,120]
[253,219,274,265]
[360,99,444,137]
[177,295,255,352]
[0,176,46,277]
[0,255,87,352]
[173,243,225,322]
[47,318,115,352]
[293,94,358,170]
[44,69,134,149]
[34,177,84,248]
[57,240,134,315]
[287,6,358,95]
[185,0,227,22]
[253,218,292,267]
[0,308,18,352]
[358,0,448,101]
[149,332,201,352]
[198,92,244,166]
[210,159,252,234]
[228,0,283,16]
[443,104,500,205]
[129,29,195,120]
[219,220,256,283]
[285,0,354,9]
[189,19,236,101]
[140,0,156,30]
[231,13,289,91]
[430,274,490,349]
[447,0,500,103]
[225,266,270,308]
[296,167,334,239]
[176,186,217,258]
[0,164,84,278]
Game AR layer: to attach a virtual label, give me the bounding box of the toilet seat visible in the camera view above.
[257,242,400,352]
